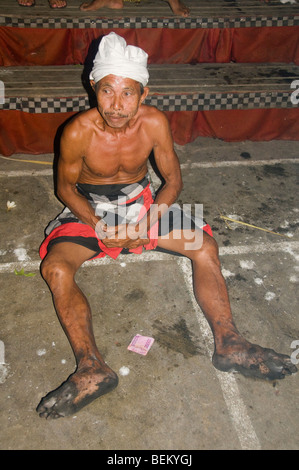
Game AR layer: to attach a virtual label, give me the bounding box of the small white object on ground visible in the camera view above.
[119,366,130,376]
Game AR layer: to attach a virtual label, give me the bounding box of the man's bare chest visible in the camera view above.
[82,134,152,178]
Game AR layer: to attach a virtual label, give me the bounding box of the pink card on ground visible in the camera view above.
[128,334,155,356]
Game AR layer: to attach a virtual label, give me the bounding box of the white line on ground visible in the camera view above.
[220,240,299,256]
[1,240,298,273]
[0,169,53,177]
[177,257,261,450]
[0,158,298,178]
[180,158,299,169]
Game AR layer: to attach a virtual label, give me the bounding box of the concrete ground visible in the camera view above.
[0,136,298,450]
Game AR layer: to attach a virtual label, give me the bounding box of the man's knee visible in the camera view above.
[192,232,220,264]
[40,255,74,288]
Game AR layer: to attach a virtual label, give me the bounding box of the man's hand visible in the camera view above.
[95,220,150,249]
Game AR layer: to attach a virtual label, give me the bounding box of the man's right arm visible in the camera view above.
[56,124,100,230]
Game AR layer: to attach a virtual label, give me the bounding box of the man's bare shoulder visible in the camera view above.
[63,109,99,140]
[140,104,167,122]
[59,109,100,161]
[140,104,170,131]
[140,104,171,139]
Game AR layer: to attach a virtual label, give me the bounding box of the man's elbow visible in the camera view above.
[56,185,72,205]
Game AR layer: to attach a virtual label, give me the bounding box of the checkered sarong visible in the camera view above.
[40,174,158,260]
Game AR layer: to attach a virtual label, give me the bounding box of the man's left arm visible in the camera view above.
[142,110,183,232]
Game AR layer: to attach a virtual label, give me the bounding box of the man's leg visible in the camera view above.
[37,242,118,419]
[157,229,297,380]
[166,0,190,17]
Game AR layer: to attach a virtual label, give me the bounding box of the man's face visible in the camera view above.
[93,74,148,129]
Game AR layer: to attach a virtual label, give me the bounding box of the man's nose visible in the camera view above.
[112,95,122,110]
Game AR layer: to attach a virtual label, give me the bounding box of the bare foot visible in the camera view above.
[48,0,67,7]
[36,364,118,419]
[213,336,297,380]
[166,0,190,17]
[80,0,124,11]
[17,0,35,6]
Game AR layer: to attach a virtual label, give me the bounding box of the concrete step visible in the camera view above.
[1,63,298,112]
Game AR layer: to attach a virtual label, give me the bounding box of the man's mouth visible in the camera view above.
[105,113,128,120]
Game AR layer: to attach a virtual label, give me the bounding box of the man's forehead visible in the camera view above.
[98,74,139,88]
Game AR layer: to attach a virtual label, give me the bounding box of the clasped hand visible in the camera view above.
[95,218,150,249]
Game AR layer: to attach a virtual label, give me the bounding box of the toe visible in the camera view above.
[281,358,297,375]
[262,350,298,379]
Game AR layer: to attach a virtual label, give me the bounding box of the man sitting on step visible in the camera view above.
[36,32,297,419]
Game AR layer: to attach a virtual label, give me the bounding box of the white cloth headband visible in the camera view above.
[90,32,149,87]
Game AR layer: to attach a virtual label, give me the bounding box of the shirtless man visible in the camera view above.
[36,33,296,419]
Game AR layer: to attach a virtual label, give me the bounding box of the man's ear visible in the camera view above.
[90,80,96,91]
[141,86,150,103]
